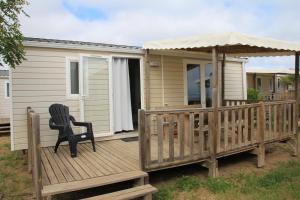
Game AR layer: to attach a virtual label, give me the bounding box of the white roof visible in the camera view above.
[144,32,300,56]
[246,67,294,74]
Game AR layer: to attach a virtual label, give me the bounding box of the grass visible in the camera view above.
[154,160,300,200]
[0,136,32,200]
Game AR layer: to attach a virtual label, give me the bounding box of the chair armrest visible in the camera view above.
[49,118,65,131]
[70,116,93,133]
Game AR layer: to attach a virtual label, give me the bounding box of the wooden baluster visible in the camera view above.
[178,113,185,160]
[288,103,292,135]
[189,113,194,158]
[169,115,175,161]
[146,115,151,166]
[250,107,255,144]
[217,111,221,153]
[199,112,204,156]
[268,105,272,140]
[283,103,287,137]
[157,115,163,164]
[231,109,236,149]
[274,105,277,139]
[224,110,229,151]
[244,107,248,145]
[238,108,242,147]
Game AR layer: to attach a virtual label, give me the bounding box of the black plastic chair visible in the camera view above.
[49,104,96,157]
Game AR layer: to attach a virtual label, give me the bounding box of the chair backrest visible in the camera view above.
[49,104,71,126]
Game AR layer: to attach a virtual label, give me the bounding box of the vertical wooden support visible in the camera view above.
[27,107,33,173]
[221,53,226,104]
[138,109,146,171]
[145,50,150,110]
[31,113,42,200]
[209,47,219,177]
[292,52,299,156]
[257,102,265,168]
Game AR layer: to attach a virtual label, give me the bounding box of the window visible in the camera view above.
[256,77,262,91]
[269,79,273,91]
[186,64,201,105]
[4,81,9,98]
[67,59,79,97]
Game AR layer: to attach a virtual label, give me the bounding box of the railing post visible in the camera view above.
[138,109,146,171]
[257,101,265,167]
[27,107,33,173]
[31,112,42,199]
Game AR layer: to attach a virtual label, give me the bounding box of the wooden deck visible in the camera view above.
[41,139,143,196]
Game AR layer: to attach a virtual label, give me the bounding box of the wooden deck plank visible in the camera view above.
[76,145,111,176]
[81,144,123,173]
[46,148,75,182]
[52,148,82,182]
[62,146,98,178]
[41,162,50,186]
[42,171,148,196]
[59,146,90,180]
[97,142,139,169]
[87,143,134,172]
[41,149,59,184]
[104,140,139,162]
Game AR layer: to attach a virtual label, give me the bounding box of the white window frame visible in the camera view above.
[256,77,263,91]
[66,57,80,99]
[183,59,207,107]
[4,80,9,99]
[269,78,274,92]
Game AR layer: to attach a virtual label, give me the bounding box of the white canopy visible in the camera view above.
[143,32,300,56]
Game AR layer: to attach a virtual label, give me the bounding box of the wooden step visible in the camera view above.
[42,170,148,197]
[82,184,157,200]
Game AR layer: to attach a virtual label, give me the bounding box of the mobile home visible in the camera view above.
[10,37,247,150]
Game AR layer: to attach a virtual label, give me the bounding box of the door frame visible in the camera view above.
[79,54,110,137]
[183,59,211,108]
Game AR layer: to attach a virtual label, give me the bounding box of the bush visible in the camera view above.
[247,88,261,101]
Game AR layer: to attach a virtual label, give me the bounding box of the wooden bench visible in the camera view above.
[82,184,157,200]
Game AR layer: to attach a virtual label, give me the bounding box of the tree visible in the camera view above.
[0,0,28,68]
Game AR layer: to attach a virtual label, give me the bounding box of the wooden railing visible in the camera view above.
[139,100,297,171]
[27,107,42,199]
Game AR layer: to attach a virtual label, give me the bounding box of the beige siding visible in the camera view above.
[147,54,245,108]
[224,61,245,100]
[0,78,10,119]
[11,47,114,150]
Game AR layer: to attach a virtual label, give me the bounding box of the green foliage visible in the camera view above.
[175,176,201,191]
[281,74,294,86]
[0,0,29,68]
[154,187,174,200]
[205,177,234,193]
[247,88,261,101]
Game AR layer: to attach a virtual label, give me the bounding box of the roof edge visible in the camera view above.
[23,37,144,54]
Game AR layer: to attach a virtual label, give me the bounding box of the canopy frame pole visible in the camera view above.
[208,47,219,177]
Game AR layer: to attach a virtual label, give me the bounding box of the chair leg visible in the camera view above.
[91,136,96,152]
[54,140,61,153]
[69,139,77,158]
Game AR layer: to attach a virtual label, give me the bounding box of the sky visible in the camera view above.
[19,0,300,69]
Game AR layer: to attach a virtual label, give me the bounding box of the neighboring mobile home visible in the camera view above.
[10,37,247,150]
[246,68,294,100]
[0,69,10,119]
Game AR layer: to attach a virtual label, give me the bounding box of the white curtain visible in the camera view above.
[112,58,133,132]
